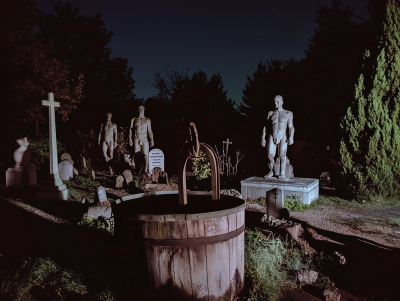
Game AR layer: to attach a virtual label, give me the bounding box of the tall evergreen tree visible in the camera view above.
[340,0,400,196]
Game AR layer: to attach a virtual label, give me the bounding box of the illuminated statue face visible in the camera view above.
[274,96,283,109]
[106,113,112,121]
[138,106,145,115]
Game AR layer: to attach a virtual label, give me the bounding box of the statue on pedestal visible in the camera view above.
[98,112,118,162]
[6,138,37,187]
[261,95,295,179]
[129,105,154,174]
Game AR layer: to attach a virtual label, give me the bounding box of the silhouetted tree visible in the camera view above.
[340,0,400,196]
[37,1,136,130]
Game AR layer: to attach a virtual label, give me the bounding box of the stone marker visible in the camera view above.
[58,160,73,181]
[66,159,74,165]
[109,166,114,176]
[73,167,79,176]
[149,148,164,174]
[61,153,72,161]
[6,138,37,187]
[36,92,70,200]
[96,186,107,203]
[122,170,133,184]
[266,188,287,219]
[115,175,124,188]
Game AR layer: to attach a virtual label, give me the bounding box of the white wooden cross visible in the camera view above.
[42,92,63,185]
[223,138,232,158]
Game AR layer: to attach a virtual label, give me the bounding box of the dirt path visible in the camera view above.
[290,205,400,249]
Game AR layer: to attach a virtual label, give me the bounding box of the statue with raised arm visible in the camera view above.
[261,95,294,179]
[129,105,154,174]
[98,112,118,162]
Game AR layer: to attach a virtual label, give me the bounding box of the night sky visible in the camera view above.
[34,0,370,106]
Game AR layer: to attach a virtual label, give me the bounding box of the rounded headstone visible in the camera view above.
[115,175,124,188]
[58,160,73,181]
[66,159,74,165]
[122,170,133,184]
[96,186,107,203]
[61,153,72,161]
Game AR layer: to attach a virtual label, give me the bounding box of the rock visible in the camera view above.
[220,189,243,199]
[324,289,341,301]
[334,251,346,265]
[297,269,318,284]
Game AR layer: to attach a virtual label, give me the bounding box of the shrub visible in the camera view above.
[28,136,65,169]
[192,150,211,180]
[70,175,100,190]
[78,213,111,234]
[283,199,310,212]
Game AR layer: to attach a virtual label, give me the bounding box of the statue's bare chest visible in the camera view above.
[134,118,148,129]
[271,111,289,124]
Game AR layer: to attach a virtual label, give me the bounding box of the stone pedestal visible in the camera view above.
[36,175,70,201]
[241,176,319,205]
[6,165,37,187]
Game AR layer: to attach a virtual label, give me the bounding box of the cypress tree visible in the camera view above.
[340,0,400,196]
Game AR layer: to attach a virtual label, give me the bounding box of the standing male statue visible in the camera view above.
[261,95,295,179]
[98,112,118,162]
[129,105,154,174]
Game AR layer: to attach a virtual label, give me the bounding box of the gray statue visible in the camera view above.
[261,95,294,179]
[98,112,118,162]
[129,105,154,174]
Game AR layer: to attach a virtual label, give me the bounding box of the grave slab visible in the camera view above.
[149,148,164,174]
[241,176,319,205]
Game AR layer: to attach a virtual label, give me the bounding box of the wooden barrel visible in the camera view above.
[114,191,245,301]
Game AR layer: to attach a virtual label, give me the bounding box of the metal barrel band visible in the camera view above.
[143,224,245,247]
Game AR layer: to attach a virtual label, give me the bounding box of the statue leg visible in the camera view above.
[109,140,114,160]
[133,139,141,171]
[278,139,288,179]
[143,142,150,174]
[265,135,276,178]
[102,141,109,162]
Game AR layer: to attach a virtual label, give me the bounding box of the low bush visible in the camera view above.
[192,150,211,180]
[283,199,310,212]
[70,175,101,190]
[78,214,112,234]
[0,258,115,301]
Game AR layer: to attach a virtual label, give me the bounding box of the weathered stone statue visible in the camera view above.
[129,105,154,174]
[98,112,118,162]
[261,95,295,179]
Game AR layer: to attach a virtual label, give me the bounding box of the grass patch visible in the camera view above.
[245,229,313,301]
[310,194,400,210]
[328,215,400,235]
[0,258,116,301]
[70,175,101,190]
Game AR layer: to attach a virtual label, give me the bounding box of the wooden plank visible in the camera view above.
[172,247,193,299]
[158,246,174,300]
[236,232,245,293]
[206,241,231,300]
[229,236,237,300]
[187,219,205,238]
[236,210,245,229]
[170,221,188,239]
[158,221,171,239]
[228,213,237,232]
[204,216,229,237]
[146,221,159,239]
[145,245,163,300]
[189,244,209,300]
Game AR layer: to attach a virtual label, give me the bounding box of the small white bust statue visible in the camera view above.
[14,137,31,167]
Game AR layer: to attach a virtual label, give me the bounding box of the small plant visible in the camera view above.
[192,150,211,180]
[78,214,112,233]
[284,199,310,212]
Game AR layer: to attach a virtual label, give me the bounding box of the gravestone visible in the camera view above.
[115,175,124,188]
[58,160,73,181]
[149,148,164,174]
[266,188,288,219]
[36,93,70,201]
[61,153,72,161]
[122,170,133,184]
[96,186,107,203]
[66,159,74,165]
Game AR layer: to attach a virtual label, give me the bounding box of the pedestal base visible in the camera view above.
[241,176,319,205]
[36,184,70,201]
[6,166,37,187]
